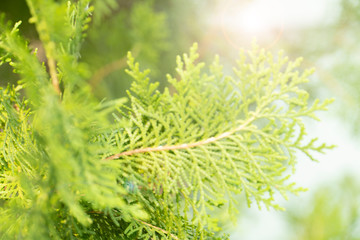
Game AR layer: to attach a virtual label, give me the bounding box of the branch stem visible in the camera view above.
[105,116,256,160]
[48,57,61,94]
[90,46,141,88]
[134,218,179,240]
[26,0,60,95]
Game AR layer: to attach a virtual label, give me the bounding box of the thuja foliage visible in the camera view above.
[0,0,333,239]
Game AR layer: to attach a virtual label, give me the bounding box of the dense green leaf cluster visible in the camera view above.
[0,0,332,239]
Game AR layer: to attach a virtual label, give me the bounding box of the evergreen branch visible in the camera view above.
[106,43,334,234]
[104,115,256,160]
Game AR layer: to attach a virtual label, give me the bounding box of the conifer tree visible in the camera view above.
[0,0,333,239]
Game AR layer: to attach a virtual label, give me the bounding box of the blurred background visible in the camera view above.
[1,0,360,239]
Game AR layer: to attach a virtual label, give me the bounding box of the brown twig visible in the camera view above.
[90,46,141,89]
[87,212,178,239]
[104,116,256,160]
[48,57,61,94]
[26,1,61,95]
[134,218,179,240]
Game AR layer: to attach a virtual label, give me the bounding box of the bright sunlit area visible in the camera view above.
[208,0,339,49]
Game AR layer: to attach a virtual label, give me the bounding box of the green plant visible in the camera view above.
[0,0,333,239]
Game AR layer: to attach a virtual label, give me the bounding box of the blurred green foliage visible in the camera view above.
[281,0,360,134]
[0,0,34,87]
[82,1,170,99]
[0,0,211,100]
[286,175,360,240]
